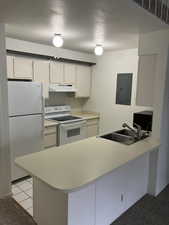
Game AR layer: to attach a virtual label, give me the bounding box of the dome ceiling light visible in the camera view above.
[53,34,64,48]
[94,44,104,56]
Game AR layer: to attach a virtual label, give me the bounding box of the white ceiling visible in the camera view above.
[0,0,168,53]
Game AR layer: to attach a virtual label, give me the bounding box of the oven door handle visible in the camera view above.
[60,120,87,129]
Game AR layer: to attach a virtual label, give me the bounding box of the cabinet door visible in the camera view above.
[76,65,91,98]
[136,55,157,107]
[95,170,125,225]
[14,56,33,79]
[6,55,14,79]
[50,61,64,84]
[44,134,57,148]
[33,60,50,99]
[64,63,76,85]
[68,183,95,225]
[87,124,99,137]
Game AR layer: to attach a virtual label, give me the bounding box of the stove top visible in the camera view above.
[45,105,85,124]
[51,115,82,122]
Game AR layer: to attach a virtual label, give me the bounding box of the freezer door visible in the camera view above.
[8,81,43,116]
[9,114,43,181]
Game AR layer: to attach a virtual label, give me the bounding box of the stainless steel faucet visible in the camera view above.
[133,123,142,139]
[122,123,142,140]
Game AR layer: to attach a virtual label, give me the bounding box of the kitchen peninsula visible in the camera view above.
[15,136,159,225]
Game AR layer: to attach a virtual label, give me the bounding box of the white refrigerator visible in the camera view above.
[8,81,44,181]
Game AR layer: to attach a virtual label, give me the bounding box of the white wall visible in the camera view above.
[139,29,169,195]
[45,92,86,113]
[83,33,169,195]
[6,37,96,64]
[0,24,11,197]
[83,48,151,134]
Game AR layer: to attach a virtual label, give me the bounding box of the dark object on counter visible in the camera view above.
[133,111,153,131]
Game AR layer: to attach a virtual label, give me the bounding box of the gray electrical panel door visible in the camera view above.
[116,73,133,105]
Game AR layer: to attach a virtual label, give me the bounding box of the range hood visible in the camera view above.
[49,84,77,93]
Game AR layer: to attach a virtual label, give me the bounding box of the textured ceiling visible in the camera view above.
[0,0,168,53]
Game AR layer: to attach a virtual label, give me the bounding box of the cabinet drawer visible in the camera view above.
[86,118,99,126]
[44,126,56,135]
[44,133,57,148]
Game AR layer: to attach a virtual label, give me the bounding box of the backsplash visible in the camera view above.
[45,93,87,112]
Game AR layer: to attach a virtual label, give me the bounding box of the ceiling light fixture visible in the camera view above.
[53,34,64,48]
[94,44,104,56]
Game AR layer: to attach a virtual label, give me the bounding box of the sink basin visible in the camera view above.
[115,129,133,136]
[100,129,149,145]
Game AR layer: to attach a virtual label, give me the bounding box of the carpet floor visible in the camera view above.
[0,197,36,225]
[111,185,169,225]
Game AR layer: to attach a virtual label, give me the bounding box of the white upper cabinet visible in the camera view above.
[64,63,76,85]
[33,60,50,99]
[50,61,64,84]
[50,62,76,85]
[75,65,91,98]
[14,56,33,79]
[6,54,93,99]
[136,54,157,107]
[7,55,14,79]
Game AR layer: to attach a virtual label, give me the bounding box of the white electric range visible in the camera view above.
[45,105,87,145]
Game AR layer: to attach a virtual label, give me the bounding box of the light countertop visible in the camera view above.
[72,111,100,120]
[44,119,59,127]
[15,136,159,192]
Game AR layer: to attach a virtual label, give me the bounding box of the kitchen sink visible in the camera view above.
[115,129,133,136]
[100,129,149,145]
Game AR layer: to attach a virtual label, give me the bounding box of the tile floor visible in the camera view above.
[12,178,33,216]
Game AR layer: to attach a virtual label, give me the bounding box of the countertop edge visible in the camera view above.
[15,139,160,193]
[61,143,160,193]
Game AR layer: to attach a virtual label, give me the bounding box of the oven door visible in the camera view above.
[59,121,87,145]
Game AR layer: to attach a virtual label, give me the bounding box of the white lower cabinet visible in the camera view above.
[95,154,149,225]
[44,118,99,148]
[68,183,95,225]
[44,134,57,148]
[86,118,99,137]
[33,154,149,225]
[95,170,125,225]
[44,126,58,148]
